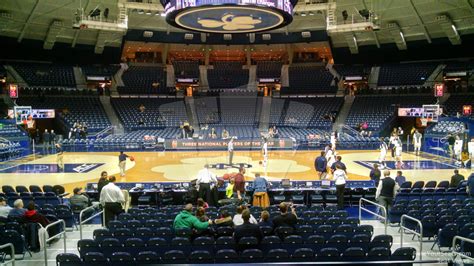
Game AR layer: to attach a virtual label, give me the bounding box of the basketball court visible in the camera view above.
[0,149,468,193]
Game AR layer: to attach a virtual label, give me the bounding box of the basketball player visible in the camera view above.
[389,133,398,158]
[378,137,388,169]
[118,151,129,177]
[413,130,422,156]
[228,137,234,165]
[55,143,64,171]
[395,139,404,169]
[330,131,337,151]
[454,136,463,162]
[261,138,268,168]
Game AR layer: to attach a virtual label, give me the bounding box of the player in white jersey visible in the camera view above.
[378,138,388,169]
[261,138,268,168]
[395,139,404,169]
[413,130,422,156]
[330,131,337,151]
[454,136,463,161]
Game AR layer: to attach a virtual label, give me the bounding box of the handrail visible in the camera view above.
[400,214,423,261]
[452,235,474,262]
[359,198,387,235]
[0,243,15,266]
[79,205,103,240]
[43,219,66,266]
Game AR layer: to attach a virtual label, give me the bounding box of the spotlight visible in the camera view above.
[138,9,144,14]
[308,11,314,16]
[301,12,306,16]
[146,10,152,15]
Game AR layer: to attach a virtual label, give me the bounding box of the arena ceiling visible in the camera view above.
[0,0,473,53]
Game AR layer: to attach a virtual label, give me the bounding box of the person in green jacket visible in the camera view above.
[173,203,211,230]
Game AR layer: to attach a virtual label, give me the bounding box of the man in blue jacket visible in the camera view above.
[315,151,327,179]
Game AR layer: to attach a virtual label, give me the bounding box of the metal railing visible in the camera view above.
[359,198,387,235]
[43,219,66,266]
[400,214,423,260]
[452,235,474,263]
[0,243,15,266]
[79,205,103,240]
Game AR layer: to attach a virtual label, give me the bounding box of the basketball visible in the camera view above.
[129,156,135,162]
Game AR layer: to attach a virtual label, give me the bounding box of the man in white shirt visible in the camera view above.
[332,164,347,210]
[0,197,12,218]
[99,176,125,227]
[262,138,268,168]
[196,164,217,205]
[228,137,234,165]
[413,130,422,156]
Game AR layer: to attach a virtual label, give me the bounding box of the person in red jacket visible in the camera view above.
[23,201,50,227]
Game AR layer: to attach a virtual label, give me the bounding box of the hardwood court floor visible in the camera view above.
[0,150,469,195]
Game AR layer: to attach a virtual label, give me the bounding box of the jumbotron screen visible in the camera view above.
[162,0,295,33]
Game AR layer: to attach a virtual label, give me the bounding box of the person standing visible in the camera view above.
[447,134,456,158]
[118,151,129,177]
[50,130,56,148]
[261,138,268,168]
[330,131,337,151]
[100,176,124,227]
[450,170,465,188]
[55,143,64,171]
[369,164,381,186]
[196,164,217,204]
[97,171,109,194]
[43,129,50,154]
[331,156,346,173]
[333,164,347,210]
[233,167,246,201]
[376,170,399,213]
[378,138,388,168]
[413,130,422,156]
[252,173,270,208]
[228,137,234,165]
[315,151,327,180]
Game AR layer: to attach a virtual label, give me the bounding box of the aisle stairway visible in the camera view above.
[333,95,355,131]
[100,96,124,134]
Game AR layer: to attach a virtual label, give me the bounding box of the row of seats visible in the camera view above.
[256,61,282,79]
[81,65,120,78]
[443,94,474,119]
[173,60,199,79]
[0,124,25,137]
[207,62,249,89]
[111,98,187,130]
[333,64,371,78]
[16,96,110,133]
[0,142,23,162]
[377,63,438,86]
[287,65,335,94]
[11,63,76,87]
[57,246,416,265]
[119,65,167,94]
[345,95,436,132]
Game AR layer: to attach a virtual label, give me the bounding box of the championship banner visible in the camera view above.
[165,138,294,150]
